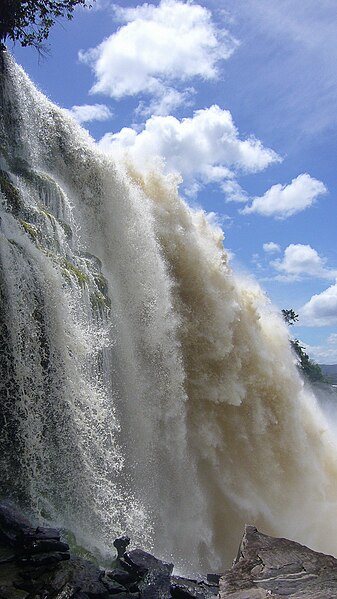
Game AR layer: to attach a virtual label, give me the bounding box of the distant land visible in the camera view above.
[319,364,337,385]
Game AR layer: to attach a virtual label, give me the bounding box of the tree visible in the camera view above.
[281,309,299,326]
[282,308,324,383]
[0,0,90,49]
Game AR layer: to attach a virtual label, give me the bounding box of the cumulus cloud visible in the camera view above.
[241,173,327,218]
[135,88,194,118]
[300,281,337,326]
[221,179,248,203]
[271,244,337,281]
[98,105,279,195]
[263,242,280,253]
[66,104,112,124]
[79,0,238,113]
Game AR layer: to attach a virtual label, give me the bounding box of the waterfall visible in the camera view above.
[1,51,337,574]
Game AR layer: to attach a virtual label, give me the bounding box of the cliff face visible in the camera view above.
[3,48,337,578]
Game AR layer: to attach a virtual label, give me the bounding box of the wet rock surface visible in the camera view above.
[4,503,337,599]
[219,524,337,598]
[0,503,219,599]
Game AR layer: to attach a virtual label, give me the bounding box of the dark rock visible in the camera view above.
[0,502,32,544]
[20,526,61,541]
[19,538,69,554]
[206,573,222,585]
[7,503,337,599]
[171,575,218,598]
[125,549,173,599]
[48,556,108,598]
[13,578,43,592]
[100,574,127,594]
[106,566,139,587]
[0,562,32,598]
[123,551,149,577]
[113,537,130,559]
[103,595,138,599]
[17,551,71,566]
[0,544,15,563]
[125,548,173,576]
[220,524,337,598]
[53,582,80,598]
[19,564,52,579]
[118,557,139,575]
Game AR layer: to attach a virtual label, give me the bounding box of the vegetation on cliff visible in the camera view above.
[282,308,324,383]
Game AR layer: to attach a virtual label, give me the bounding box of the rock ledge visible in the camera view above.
[219,524,337,598]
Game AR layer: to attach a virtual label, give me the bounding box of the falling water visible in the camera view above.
[1,51,337,574]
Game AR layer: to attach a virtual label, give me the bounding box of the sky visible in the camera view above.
[10,0,337,364]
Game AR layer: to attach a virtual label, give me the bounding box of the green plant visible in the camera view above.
[282,308,324,383]
[20,219,39,241]
[0,170,22,214]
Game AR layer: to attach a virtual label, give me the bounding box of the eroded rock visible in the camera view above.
[219,524,337,598]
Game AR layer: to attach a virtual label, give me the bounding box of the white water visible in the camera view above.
[1,52,337,574]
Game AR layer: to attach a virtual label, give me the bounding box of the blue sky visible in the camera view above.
[10,0,337,363]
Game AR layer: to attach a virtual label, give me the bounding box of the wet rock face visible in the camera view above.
[0,502,220,599]
[8,501,337,599]
[219,525,337,598]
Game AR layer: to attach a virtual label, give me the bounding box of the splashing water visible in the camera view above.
[1,51,337,574]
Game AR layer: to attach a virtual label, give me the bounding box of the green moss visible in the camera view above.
[0,170,22,215]
[38,206,54,222]
[60,221,72,241]
[61,258,89,286]
[63,530,100,565]
[90,290,111,311]
[37,206,73,242]
[20,220,39,241]
[93,272,108,295]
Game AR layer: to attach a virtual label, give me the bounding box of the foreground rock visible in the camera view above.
[220,524,337,598]
[0,502,219,598]
[3,502,337,598]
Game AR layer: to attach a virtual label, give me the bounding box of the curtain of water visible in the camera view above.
[1,52,337,574]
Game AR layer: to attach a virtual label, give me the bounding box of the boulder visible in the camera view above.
[219,524,337,598]
[113,536,130,559]
[125,548,173,598]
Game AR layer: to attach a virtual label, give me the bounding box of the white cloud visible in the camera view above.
[271,244,337,282]
[221,179,248,203]
[98,105,279,195]
[79,0,238,113]
[328,334,337,345]
[241,174,327,218]
[263,242,280,253]
[300,281,337,326]
[135,88,193,118]
[66,104,112,124]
